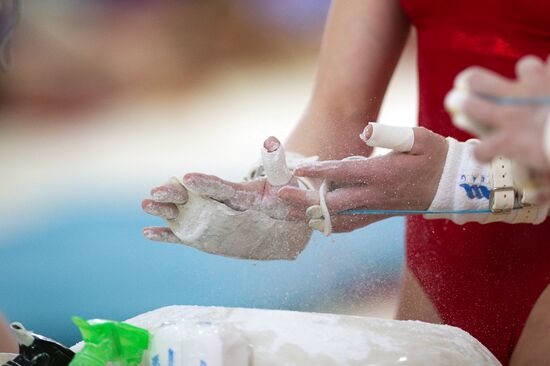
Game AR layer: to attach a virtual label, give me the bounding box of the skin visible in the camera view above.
[142,1,550,363]
[142,136,306,243]
[460,55,550,173]
[280,126,447,232]
[457,59,550,364]
[143,0,412,245]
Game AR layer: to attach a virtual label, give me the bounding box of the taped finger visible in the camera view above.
[360,122,414,153]
[262,136,293,186]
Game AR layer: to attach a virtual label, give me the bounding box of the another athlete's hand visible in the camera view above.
[457,55,550,173]
[278,126,448,233]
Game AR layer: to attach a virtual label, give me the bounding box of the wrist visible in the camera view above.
[426,138,549,224]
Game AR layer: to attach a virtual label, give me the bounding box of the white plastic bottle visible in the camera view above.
[148,321,250,366]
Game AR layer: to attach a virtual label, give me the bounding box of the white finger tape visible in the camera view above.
[261,143,293,186]
[360,123,414,152]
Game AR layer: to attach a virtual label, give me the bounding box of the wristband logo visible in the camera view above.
[459,183,491,199]
[459,174,491,200]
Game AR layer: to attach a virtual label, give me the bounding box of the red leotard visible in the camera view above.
[399,0,550,364]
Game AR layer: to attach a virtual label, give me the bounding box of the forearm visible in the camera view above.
[286,0,410,160]
[287,106,375,160]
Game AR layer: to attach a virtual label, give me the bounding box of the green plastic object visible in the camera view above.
[70,316,150,366]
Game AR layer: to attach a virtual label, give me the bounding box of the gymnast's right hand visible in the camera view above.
[141,136,304,245]
[141,177,188,244]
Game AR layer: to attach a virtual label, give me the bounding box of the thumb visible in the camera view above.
[261,136,293,186]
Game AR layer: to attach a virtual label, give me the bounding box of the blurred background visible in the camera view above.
[0,0,417,345]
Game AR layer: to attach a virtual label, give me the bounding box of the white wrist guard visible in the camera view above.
[427,138,549,224]
[167,141,313,261]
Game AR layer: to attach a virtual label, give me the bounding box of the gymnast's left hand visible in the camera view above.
[278,126,448,233]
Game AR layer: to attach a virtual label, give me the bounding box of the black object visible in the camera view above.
[1,322,74,366]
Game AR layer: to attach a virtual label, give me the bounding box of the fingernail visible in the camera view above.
[263,136,281,153]
[359,123,375,143]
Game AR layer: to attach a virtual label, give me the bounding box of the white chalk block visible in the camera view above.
[74,306,502,366]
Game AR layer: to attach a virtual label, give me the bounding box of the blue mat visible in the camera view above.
[0,202,404,345]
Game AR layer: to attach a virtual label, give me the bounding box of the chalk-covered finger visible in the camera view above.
[143,227,181,243]
[142,199,179,219]
[183,173,263,211]
[150,178,188,204]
